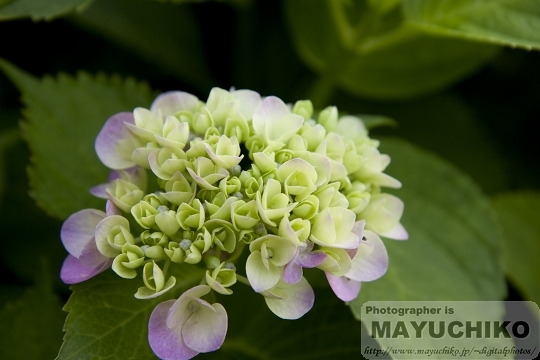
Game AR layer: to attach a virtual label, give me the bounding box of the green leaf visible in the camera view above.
[492,192,540,304]
[284,0,499,101]
[69,0,214,92]
[349,138,509,357]
[0,58,155,219]
[58,265,204,360]
[200,284,365,360]
[403,0,540,51]
[0,262,66,360]
[351,138,505,305]
[0,0,92,21]
[0,127,20,204]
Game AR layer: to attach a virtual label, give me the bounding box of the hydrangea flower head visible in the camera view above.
[59,87,407,359]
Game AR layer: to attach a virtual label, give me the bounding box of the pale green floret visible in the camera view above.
[253,147,277,173]
[274,149,294,165]
[243,176,263,200]
[314,182,349,210]
[317,106,338,132]
[292,194,319,220]
[200,219,236,253]
[185,138,209,158]
[106,179,144,212]
[163,241,185,263]
[246,235,298,292]
[205,87,238,127]
[205,135,243,169]
[292,100,313,121]
[357,193,404,236]
[135,261,177,299]
[95,215,134,258]
[112,243,145,279]
[309,207,358,249]
[131,142,159,168]
[323,132,346,163]
[224,115,250,143]
[143,244,167,260]
[154,116,190,149]
[278,216,310,245]
[286,134,307,153]
[206,261,237,295]
[141,230,169,247]
[186,157,229,191]
[316,247,352,276]
[192,109,214,135]
[231,200,260,230]
[245,134,267,156]
[277,158,318,202]
[256,178,297,227]
[300,123,326,152]
[149,146,189,180]
[206,193,237,221]
[161,172,195,205]
[128,107,164,143]
[346,190,371,215]
[176,199,205,230]
[218,176,241,195]
[131,200,159,229]
[155,207,181,236]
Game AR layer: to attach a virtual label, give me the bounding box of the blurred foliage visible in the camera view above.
[0,0,539,359]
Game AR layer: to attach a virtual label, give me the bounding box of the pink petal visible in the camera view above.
[149,300,199,360]
[325,272,361,302]
[78,238,110,267]
[182,301,227,353]
[252,96,291,136]
[105,200,121,216]
[346,230,389,282]
[95,112,136,170]
[89,184,109,199]
[297,251,327,268]
[283,260,303,284]
[151,91,200,116]
[61,209,105,258]
[60,255,112,284]
[232,90,261,120]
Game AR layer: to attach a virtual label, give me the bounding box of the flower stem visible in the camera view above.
[236,274,251,287]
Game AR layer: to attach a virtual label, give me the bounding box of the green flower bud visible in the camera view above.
[317,106,338,132]
[278,216,310,245]
[106,179,144,212]
[238,229,256,244]
[206,262,237,295]
[314,182,349,210]
[275,149,294,165]
[112,243,145,279]
[95,215,135,258]
[292,100,313,121]
[126,107,164,143]
[143,244,167,260]
[347,190,371,215]
[300,124,326,152]
[201,219,237,253]
[224,115,250,143]
[141,230,169,247]
[309,207,358,249]
[219,176,241,195]
[245,134,267,156]
[206,193,237,221]
[244,176,263,200]
[163,241,185,263]
[205,135,243,169]
[253,146,277,173]
[154,116,190,149]
[131,200,158,229]
[256,178,296,227]
[204,255,221,269]
[231,200,260,230]
[186,157,229,191]
[292,194,319,220]
[135,261,177,299]
[161,172,196,205]
[176,199,205,230]
[286,134,307,153]
[149,146,189,180]
[131,142,159,169]
[277,158,318,202]
[155,206,181,236]
[192,108,214,135]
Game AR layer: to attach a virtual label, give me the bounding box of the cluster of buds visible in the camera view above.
[59,88,407,359]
